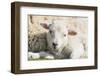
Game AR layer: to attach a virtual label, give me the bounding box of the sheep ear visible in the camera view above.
[40,23,49,29]
[68,30,77,35]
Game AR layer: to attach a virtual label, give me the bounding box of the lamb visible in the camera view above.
[41,19,87,59]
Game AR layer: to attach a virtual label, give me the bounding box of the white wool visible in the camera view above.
[47,19,86,59]
[67,35,84,59]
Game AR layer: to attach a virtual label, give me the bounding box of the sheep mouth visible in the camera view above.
[53,48,60,53]
[53,46,60,51]
[53,46,57,49]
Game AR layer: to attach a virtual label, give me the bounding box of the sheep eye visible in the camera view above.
[64,34,66,37]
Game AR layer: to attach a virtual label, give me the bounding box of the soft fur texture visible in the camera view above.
[45,19,86,59]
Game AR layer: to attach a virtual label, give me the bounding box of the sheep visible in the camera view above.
[41,19,87,59]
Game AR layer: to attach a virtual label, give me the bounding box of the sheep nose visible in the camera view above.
[52,43,58,47]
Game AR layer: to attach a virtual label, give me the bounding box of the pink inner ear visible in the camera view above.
[40,23,49,29]
[68,30,77,35]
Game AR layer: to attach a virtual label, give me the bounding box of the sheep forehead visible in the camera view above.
[53,20,66,26]
[50,20,67,31]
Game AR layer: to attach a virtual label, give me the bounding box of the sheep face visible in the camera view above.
[47,20,68,54]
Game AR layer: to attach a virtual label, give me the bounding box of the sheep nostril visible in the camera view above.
[52,43,57,47]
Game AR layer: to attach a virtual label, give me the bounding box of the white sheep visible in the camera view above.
[42,19,86,59]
